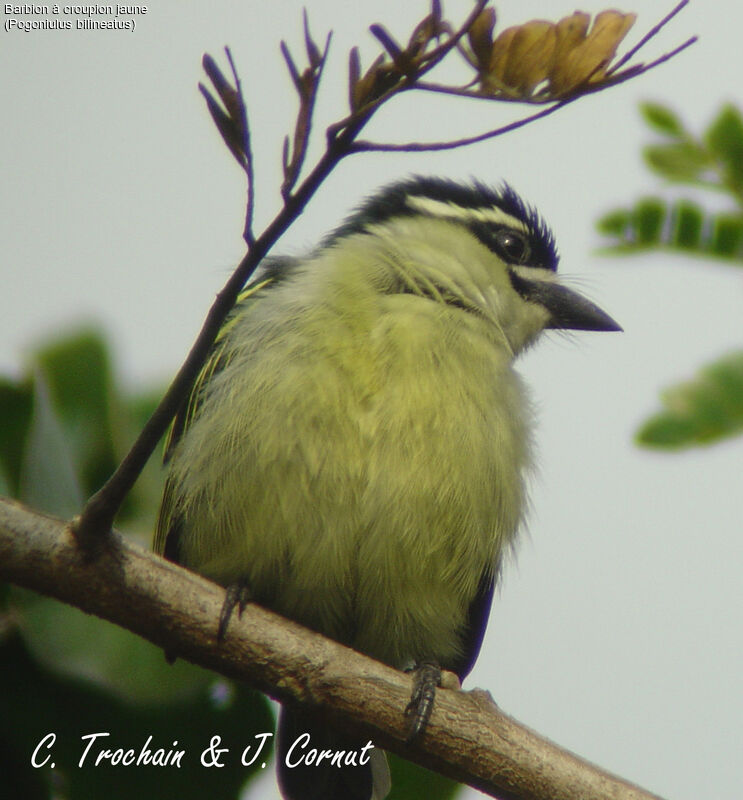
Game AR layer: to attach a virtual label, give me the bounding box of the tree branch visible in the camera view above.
[1,496,665,800]
[71,107,370,549]
[351,99,572,153]
[71,1,693,550]
[351,36,697,154]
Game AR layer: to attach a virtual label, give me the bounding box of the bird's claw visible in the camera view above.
[217,578,253,641]
[404,661,441,741]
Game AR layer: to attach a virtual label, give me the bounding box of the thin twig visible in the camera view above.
[595,36,697,91]
[327,0,486,141]
[302,7,322,67]
[282,29,333,200]
[73,102,373,549]
[225,47,255,246]
[609,0,690,75]
[351,100,572,153]
[413,81,546,104]
[72,1,694,548]
[416,34,696,107]
[415,0,486,66]
[198,55,247,170]
[351,33,697,155]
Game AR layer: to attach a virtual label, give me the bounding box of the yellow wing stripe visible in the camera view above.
[154,276,274,556]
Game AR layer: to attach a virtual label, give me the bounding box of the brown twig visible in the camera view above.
[198,55,246,167]
[352,99,572,153]
[410,0,477,67]
[72,4,488,549]
[412,31,697,108]
[328,0,487,141]
[280,16,332,200]
[608,0,691,76]
[225,48,255,246]
[72,99,371,550]
[351,34,697,154]
[72,0,694,551]
[198,50,255,246]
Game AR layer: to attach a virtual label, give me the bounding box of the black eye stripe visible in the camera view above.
[468,220,556,271]
[324,177,559,271]
[469,222,530,265]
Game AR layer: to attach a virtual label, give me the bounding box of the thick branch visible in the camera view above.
[1,496,665,800]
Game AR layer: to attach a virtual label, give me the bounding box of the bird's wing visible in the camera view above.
[452,570,496,681]
[152,272,276,560]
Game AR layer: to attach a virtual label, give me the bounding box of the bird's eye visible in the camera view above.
[494,230,530,264]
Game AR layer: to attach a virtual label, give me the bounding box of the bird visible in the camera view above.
[153,176,621,800]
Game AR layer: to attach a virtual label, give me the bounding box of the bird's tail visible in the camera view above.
[277,706,390,800]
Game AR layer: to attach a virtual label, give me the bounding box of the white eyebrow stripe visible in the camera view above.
[406,195,529,232]
[510,264,557,282]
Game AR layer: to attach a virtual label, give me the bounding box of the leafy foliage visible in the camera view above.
[0,633,274,800]
[637,352,743,448]
[597,103,743,448]
[462,9,636,100]
[0,329,161,529]
[388,754,461,800]
[597,103,743,261]
[3,4,698,795]
[597,196,743,260]
[0,328,274,799]
[1,326,460,799]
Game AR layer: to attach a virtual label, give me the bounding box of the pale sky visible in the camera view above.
[1,2,741,799]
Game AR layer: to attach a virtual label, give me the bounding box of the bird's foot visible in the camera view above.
[404,661,442,741]
[217,578,253,641]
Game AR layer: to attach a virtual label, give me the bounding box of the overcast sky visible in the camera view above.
[1,2,741,799]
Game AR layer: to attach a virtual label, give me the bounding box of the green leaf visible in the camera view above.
[705,104,743,192]
[640,102,686,138]
[596,209,631,237]
[116,386,168,537]
[34,328,112,426]
[32,328,119,497]
[637,351,743,448]
[0,377,33,496]
[596,197,666,249]
[671,200,703,249]
[1,633,274,800]
[598,197,743,262]
[128,388,162,432]
[12,586,214,704]
[710,214,743,257]
[0,464,10,497]
[643,142,710,183]
[18,371,83,518]
[0,326,167,535]
[388,753,461,800]
[633,197,665,244]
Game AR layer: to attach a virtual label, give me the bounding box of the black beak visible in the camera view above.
[509,272,622,332]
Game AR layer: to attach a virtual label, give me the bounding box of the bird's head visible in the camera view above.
[327,176,621,355]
